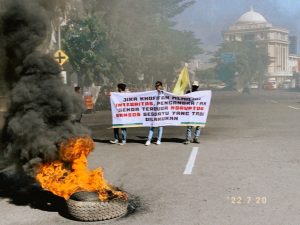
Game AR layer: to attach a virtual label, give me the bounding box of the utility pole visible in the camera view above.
[58,17,67,50]
[58,23,61,50]
[57,17,68,84]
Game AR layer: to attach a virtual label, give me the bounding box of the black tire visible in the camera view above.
[67,192,128,221]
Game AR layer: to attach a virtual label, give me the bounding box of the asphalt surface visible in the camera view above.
[0,90,300,225]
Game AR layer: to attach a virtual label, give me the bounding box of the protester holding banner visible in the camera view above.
[184,81,201,144]
[110,83,212,142]
[145,81,164,146]
[110,83,128,145]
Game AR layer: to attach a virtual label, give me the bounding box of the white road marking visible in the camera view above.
[269,100,299,110]
[288,105,299,110]
[183,147,199,175]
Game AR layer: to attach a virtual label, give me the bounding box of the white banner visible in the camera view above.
[110,90,212,128]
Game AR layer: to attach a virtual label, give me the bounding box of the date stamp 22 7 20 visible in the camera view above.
[226,196,267,205]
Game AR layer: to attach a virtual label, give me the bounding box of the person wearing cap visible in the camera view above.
[110,83,128,145]
[145,81,164,146]
[184,81,201,144]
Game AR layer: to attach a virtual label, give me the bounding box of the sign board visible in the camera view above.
[54,50,69,65]
[221,52,236,64]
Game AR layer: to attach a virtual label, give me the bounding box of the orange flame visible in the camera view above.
[36,137,127,201]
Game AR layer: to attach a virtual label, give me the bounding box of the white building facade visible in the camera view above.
[223,7,295,85]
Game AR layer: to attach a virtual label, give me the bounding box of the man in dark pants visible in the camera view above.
[184,81,201,144]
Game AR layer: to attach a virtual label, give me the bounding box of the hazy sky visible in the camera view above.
[175,0,300,59]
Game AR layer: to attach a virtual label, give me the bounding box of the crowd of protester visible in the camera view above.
[74,80,202,146]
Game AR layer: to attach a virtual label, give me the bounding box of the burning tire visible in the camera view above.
[66,191,128,221]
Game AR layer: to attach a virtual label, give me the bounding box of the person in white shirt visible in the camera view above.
[145,81,164,146]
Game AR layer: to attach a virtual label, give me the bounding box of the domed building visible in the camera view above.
[223,7,294,85]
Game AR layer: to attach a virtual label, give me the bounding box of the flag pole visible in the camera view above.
[185,62,191,90]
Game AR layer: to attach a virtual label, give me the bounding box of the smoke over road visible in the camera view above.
[0,0,90,176]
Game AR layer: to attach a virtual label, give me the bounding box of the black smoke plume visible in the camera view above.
[1,0,49,88]
[0,0,90,177]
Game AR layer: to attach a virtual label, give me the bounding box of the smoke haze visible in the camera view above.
[0,0,90,176]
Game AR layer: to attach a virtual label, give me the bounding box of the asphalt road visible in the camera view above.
[1,90,300,225]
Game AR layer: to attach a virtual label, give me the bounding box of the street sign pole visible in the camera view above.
[54,50,69,66]
[60,71,67,84]
[54,50,69,84]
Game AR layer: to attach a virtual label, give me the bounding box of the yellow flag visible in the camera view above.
[173,66,190,95]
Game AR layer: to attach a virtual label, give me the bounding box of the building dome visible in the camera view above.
[237,7,267,24]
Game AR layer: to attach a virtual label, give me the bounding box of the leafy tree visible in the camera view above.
[213,40,269,89]
[61,0,202,87]
[62,12,112,86]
